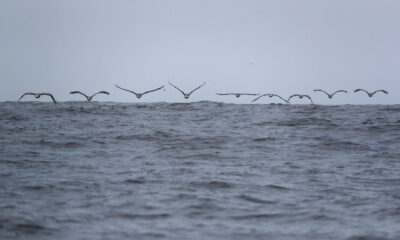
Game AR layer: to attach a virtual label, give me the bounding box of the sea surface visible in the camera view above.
[1,101,400,240]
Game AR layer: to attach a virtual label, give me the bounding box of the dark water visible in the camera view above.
[1,101,400,240]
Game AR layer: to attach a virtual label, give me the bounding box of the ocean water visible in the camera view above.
[1,101,400,240]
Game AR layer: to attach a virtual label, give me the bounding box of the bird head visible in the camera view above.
[235,94,240,98]
[137,93,142,99]
[184,94,189,99]
[34,94,40,98]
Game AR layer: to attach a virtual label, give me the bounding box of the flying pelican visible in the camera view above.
[288,94,313,104]
[168,82,206,99]
[217,93,259,98]
[313,89,348,98]
[252,94,290,103]
[18,93,57,103]
[115,85,164,99]
[354,89,388,97]
[70,91,109,101]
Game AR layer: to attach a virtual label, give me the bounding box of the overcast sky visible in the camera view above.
[0,0,399,104]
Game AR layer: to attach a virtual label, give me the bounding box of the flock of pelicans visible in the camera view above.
[18,82,389,104]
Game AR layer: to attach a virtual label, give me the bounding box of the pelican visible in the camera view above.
[168,82,206,99]
[217,93,259,98]
[70,91,109,101]
[288,94,313,104]
[313,89,348,98]
[18,93,56,103]
[252,94,290,103]
[354,89,388,97]
[115,85,164,99]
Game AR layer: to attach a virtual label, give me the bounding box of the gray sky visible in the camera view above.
[0,0,399,104]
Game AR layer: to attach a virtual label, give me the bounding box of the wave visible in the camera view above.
[113,213,170,220]
[231,213,289,220]
[189,181,233,189]
[238,195,275,204]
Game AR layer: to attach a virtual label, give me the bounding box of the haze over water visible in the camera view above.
[1,101,400,240]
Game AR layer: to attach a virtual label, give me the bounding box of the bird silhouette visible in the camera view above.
[18,92,57,104]
[70,91,109,101]
[252,94,290,104]
[217,93,259,98]
[288,94,313,104]
[168,82,206,99]
[354,89,388,97]
[115,85,164,99]
[313,89,347,99]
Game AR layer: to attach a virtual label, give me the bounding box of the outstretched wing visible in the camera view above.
[304,95,313,104]
[168,82,186,95]
[354,89,369,94]
[251,94,267,102]
[332,90,347,96]
[288,94,300,101]
[39,93,57,103]
[142,86,165,95]
[239,93,259,96]
[189,82,206,95]
[115,85,138,95]
[91,91,110,98]
[313,89,329,96]
[373,89,388,95]
[273,94,290,104]
[216,93,235,96]
[70,91,89,99]
[18,92,35,101]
